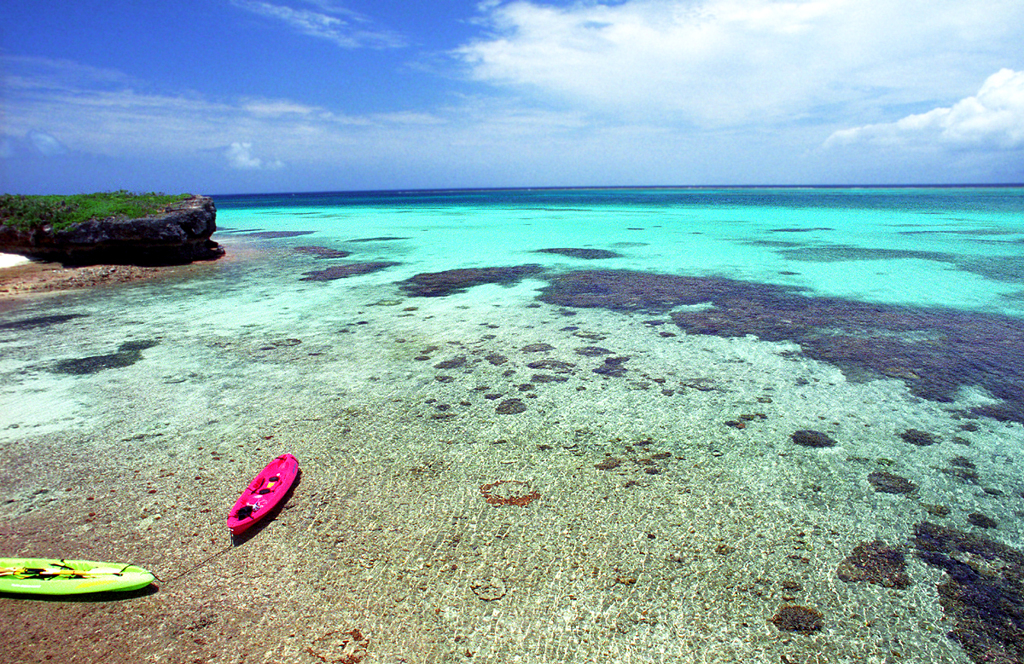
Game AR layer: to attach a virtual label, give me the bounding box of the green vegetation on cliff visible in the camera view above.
[0,191,190,231]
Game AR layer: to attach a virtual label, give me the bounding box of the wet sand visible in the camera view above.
[0,256,227,310]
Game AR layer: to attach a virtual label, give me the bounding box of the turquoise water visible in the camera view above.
[1,187,1023,663]
[219,187,1024,314]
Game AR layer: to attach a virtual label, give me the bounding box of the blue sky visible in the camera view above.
[2,0,1023,194]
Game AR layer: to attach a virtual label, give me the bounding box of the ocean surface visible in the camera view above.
[2,187,1023,663]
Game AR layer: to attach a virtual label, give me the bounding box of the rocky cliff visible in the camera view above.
[0,195,224,266]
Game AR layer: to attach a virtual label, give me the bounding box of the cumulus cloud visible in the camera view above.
[230,0,405,48]
[826,69,1024,150]
[225,142,285,170]
[454,0,1024,126]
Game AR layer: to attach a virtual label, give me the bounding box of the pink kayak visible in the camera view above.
[226,454,299,535]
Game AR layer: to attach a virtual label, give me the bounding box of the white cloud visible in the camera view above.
[225,142,285,170]
[230,0,406,48]
[454,0,1024,126]
[826,69,1024,150]
[242,100,320,117]
[27,130,68,156]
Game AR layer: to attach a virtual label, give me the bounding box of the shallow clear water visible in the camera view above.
[1,187,1023,663]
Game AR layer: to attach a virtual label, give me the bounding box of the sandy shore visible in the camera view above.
[0,252,233,315]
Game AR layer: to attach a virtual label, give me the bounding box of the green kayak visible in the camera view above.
[0,558,155,595]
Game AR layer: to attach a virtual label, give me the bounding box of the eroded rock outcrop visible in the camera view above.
[0,195,224,266]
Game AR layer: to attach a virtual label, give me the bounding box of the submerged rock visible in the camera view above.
[0,313,87,331]
[535,247,622,259]
[300,262,399,281]
[913,521,1024,663]
[836,540,911,588]
[901,429,940,446]
[769,605,824,634]
[294,245,351,259]
[244,230,315,239]
[538,269,1024,427]
[52,340,159,375]
[495,398,526,414]
[399,264,544,297]
[575,346,612,357]
[967,512,998,529]
[433,356,467,370]
[593,356,630,377]
[867,471,918,494]
[791,429,837,448]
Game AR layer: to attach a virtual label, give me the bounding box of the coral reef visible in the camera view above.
[495,399,526,414]
[867,471,918,494]
[535,248,621,259]
[300,262,399,281]
[51,340,158,375]
[399,265,544,297]
[913,522,1024,664]
[967,513,998,529]
[836,540,911,588]
[294,246,351,258]
[791,430,838,448]
[537,269,1024,425]
[0,313,87,330]
[769,605,824,634]
[593,356,629,377]
[244,231,315,239]
[901,429,940,446]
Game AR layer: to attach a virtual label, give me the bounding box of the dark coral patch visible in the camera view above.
[539,269,743,312]
[868,471,918,494]
[346,236,408,242]
[967,513,998,529]
[594,356,629,377]
[536,248,622,259]
[836,540,911,588]
[434,356,467,370]
[537,269,1024,426]
[943,457,979,483]
[495,398,526,414]
[527,359,575,373]
[791,430,837,448]
[245,231,316,239]
[901,429,940,446]
[522,343,554,353]
[575,346,612,357]
[294,246,352,259]
[0,313,87,331]
[300,262,400,281]
[400,264,544,297]
[913,521,1024,663]
[769,605,823,634]
[52,340,158,375]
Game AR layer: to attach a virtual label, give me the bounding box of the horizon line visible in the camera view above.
[211,182,1024,198]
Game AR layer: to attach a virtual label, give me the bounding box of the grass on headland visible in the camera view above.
[0,191,191,231]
